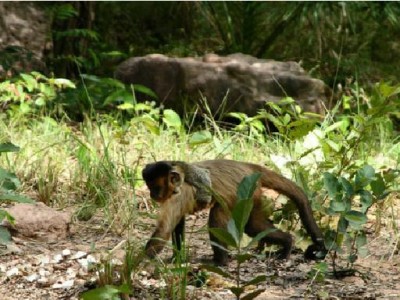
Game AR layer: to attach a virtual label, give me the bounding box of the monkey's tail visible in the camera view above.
[259,168,325,248]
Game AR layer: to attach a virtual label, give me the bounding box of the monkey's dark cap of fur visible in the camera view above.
[142,161,172,181]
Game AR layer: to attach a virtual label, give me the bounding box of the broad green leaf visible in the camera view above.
[232,198,253,238]
[131,115,159,135]
[81,284,130,300]
[359,190,373,213]
[0,167,20,190]
[243,275,267,287]
[338,177,353,197]
[20,73,37,91]
[323,172,340,200]
[337,215,348,233]
[188,130,212,146]
[0,226,12,244]
[330,199,346,212]
[246,228,276,249]
[35,97,46,106]
[356,232,367,248]
[0,143,20,153]
[227,219,239,245]
[355,165,375,189]
[237,173,261,202]
[208,228,237,247]
[288,119,317,139]
[104,89,132,105]
[132,84,158,99]
[53,78,76,89]
[370,173,386,198]
[200,264,233,279]
[117,103,134,110]
[283,113,291,125]
[241,289,266,300]
[0,193,35,203]
[163,109,181,129]
[235,253,253,263]
[230,286,244,298]
[344,210,367,228]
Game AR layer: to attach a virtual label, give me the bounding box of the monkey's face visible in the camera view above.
[145,175,176,202]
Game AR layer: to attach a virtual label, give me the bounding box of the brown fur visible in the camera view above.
[142,159,326,264]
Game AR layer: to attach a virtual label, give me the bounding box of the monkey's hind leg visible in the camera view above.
[171,217,185,260]
[245,209,293,260]
[208,204,230,265]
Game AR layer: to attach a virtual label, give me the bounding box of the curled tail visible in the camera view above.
[258,167,326,259]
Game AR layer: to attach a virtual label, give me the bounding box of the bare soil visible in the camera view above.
[1,196,400,300]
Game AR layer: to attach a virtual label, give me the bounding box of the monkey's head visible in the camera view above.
[142,161,183,202]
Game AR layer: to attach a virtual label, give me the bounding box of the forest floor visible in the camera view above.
[1,193,400,300]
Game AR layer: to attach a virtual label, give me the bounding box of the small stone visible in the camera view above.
[6,267,19,277]
[51,279,74,289]
[25,273,39,282]
[71,251,87,259]
[62,249,71,256]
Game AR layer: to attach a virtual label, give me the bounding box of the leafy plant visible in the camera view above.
[0,71,75,115]
[0,142,34,243]
[203,172,273,300]
[323,164,395,276]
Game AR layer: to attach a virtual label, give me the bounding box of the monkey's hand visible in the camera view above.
[304,243,327,260]
[145,238,166,258]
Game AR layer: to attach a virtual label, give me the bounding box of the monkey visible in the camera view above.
[142,159,326,265]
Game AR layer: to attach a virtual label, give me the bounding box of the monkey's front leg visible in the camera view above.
[145,200,184,258]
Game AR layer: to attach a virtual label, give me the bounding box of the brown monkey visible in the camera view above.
[142,159,326,265]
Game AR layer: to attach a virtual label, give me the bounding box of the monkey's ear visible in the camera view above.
[170,170,182,186]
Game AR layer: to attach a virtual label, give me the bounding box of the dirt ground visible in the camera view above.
[1,199,400,300]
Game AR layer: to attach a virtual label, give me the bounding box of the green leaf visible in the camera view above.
[288,119,317,139]
[80,284,130,300]
[237,173,261,202]
[117,103,134,110]
[246,228,276,249]
[370,173,386,198]
[0,143,20,153]
[200,264,233,279]
[132,84,158,99]
[355,165,375,189]
[329,199,346,212]
[359,190,373,213]
[323,172,340,200]
[0,193,35,203]
[241,289,266,300]
[230,286,244,298]
[163,109,181,129]
[243,275,267,287]
[235,253,254,263]
[0,225,12,244]
[188,130,212,146]
[53,78,76,89]
[0,167,20,190]
[131,115,159,135]
[337,215,348,233]
[232,199,253,239]
[227,219,239,244]
[209,228,237,247]
[338,177,353,197]
[344,210,368,228]
[20,73,37,91]
[35,97,46,106]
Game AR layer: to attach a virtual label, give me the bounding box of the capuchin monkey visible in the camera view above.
[142,159,326,265]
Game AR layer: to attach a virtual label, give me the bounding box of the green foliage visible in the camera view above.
[205,172,272,300]
[0,72,75,115]
[323,164,394,272]
[0,142,34,243]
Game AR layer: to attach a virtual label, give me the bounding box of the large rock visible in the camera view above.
[2,202,71,241]
[115,53,332,117]
[0,2,50,74]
